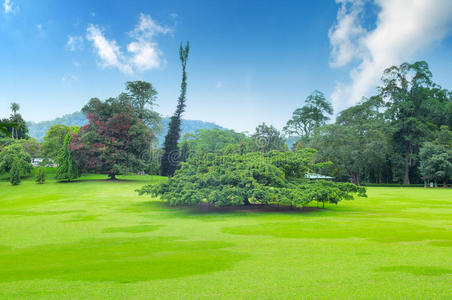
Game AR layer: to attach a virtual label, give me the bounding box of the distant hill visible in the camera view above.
[27,111,225,144]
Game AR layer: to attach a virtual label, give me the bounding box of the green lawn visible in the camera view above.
[0,174,451,299]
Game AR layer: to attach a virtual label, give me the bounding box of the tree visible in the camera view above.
[71,98,153,179]
[180,128,249,159]
[10,158,22,185]
[334,97,391,184]
[56,133,80,182]
[379,61,445,184]
[419,126,452,186]
[10,102,19,115]
[119,81,162,135]
[35,167,46,184]
[0,121,17,137]
[251,123,288,153]
[0,143,32,175]
[41,125,73,161]
[7,102,29,140]
[161,42,190,177]
[139,150,366,207]
[419,142,452,186]
[284,90,333,138]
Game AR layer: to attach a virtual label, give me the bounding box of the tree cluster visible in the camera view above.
[287,61,452,185]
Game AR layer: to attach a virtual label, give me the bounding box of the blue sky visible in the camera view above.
[1,0,452,132]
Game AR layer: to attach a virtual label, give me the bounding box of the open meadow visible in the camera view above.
[0,173,451,299]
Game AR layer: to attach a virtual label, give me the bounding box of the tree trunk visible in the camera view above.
[350,173,359,185]
[403,148,411,185]
[403,161,410,185]
[108,173,117,180]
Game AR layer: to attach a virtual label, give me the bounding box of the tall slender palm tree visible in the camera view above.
[10,102,20,139]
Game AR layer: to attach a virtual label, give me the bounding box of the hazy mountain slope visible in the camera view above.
[27,112,225,144]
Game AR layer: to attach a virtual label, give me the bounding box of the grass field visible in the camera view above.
[0,173,451,299]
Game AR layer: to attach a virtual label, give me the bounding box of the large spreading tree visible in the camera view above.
[70,97,154,180]
[139,149,366,207]
[161,42,190,177]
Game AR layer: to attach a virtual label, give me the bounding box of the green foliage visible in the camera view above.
[122,80,162,134]
[139,150,365,207]
[379,61,449,184]
[311,97,391,185]
[284,90,333,137]
[35,167,46,184]
[26,112,86,141]
[161,42,190,177]
[41,125,73,161]
[0,103,28,140]
[56,134,80,182]
[72,97,153,179]
[251,123,288,153]
[0,121,17,137]
[179,128,249,161]
[9,158,21,185]
[419,140,452,185]
[0,143,32,175]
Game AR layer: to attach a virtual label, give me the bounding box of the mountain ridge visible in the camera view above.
[27,111,226,144]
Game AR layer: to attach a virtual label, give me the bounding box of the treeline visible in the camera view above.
[1,60,451,187]
[284,61,452,185]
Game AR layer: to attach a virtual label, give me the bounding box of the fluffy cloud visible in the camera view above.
[86,25,133,74]
[127,14,171,71]
[329,0,452,111]
[85,14,171,74]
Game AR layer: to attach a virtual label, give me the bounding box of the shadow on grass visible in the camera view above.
[375,265,452,276]
[122,200,323,216]
[57,178,145,183]
[0,236,247,283]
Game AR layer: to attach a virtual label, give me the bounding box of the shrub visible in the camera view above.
[35,167,46,184]
[10,158,21,186]
[138,150,366,207]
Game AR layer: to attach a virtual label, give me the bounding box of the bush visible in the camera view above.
[0,143,32,175]
[10,158,21,186]
[138,150,366,207]
[35,167,46,184]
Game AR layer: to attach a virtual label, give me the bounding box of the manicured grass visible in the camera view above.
[0,173,451,299]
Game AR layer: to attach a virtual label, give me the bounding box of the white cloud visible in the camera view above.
[127,14,171,71]
[66,35,84,51]
[3,0,17,14]
[85,14,171,74]
[86,25,132,74]
[130,13,172,39]
[329,0,452,111]
[328,0,366,67]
